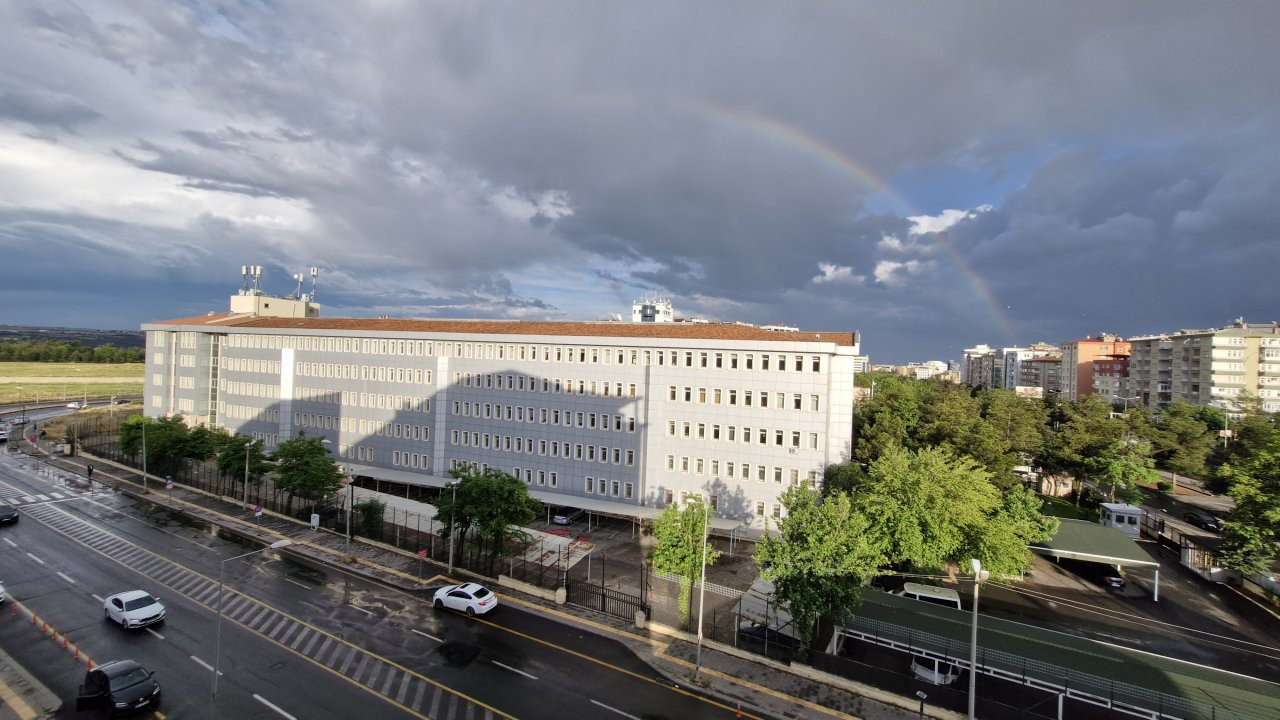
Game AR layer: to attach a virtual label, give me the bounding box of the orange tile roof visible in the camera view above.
[145,313,858,346]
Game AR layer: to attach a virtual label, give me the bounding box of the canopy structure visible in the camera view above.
[1029,518,1161,599]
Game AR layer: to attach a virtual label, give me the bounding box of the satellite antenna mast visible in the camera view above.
[240,265,252,294]
[306,266,320,302]
[291,272,305,300]
[251,265,263,294]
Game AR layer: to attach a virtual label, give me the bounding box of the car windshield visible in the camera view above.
[108,668,150,692]
[123,595,157,611]
[0,505,15,513]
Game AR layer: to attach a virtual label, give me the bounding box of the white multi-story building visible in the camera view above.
[1001,344,1061,394]
[961,344,998,388]
[142,298,860,529]
[1127,320,1280,414]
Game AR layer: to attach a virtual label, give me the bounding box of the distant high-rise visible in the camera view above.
[1059,335,1129,402]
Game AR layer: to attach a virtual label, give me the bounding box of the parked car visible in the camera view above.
[911,656,961,685]
[75,659,161,715]
[552,507,585,525]
[737,621,801,659]
[66,401,86,410]
[0,504,17,524]
[432,582,498,616]
[102,591,166,629]
[1183,510,1223,532]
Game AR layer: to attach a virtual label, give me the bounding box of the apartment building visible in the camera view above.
[1059,335,1130,402]
[1127,320,1280,414]
[1091,353,1131,407]
[1019,355,1062,397]
[961,344,999,388]
[1001,344,1060,392]
[142,299,860,529]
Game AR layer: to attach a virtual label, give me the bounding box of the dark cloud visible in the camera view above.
[0,2,1276,361]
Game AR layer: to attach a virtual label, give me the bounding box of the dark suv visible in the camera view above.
[1183,510,1223,532]
[75,660,161,716]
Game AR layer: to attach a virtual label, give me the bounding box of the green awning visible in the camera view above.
[1029,518,1159,568]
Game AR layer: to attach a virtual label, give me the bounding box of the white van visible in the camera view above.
[894,582,962,609]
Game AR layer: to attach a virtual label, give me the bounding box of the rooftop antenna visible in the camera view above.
[240,265,253,294]
[251,265,263,294]
[305,266,320,303]
[291,271,305,300]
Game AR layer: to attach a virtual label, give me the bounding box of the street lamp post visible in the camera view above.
[968,558,984,720]
[211,539,292,717]
[694,501,711,681]
[242,442,252,509]
[141,421,148,492]
[343,470,354,545]
[915,690,928,720]
[446,481,459,574]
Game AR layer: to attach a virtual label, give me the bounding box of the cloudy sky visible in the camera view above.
[1,2,1276,363]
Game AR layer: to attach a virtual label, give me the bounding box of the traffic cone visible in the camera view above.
[74,647,80,660]
[62,636,68,650]
[736,702,742,718]
[86,660,93,670]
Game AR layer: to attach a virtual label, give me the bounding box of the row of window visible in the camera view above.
[452,402,636,432]
[221,403,279,423]
[666,421,820,449]
[296,362,433,384]
[392,451,430,471]
[214,333,830,374]
[336,444,374,462]
[222,357,281,374]
[665,455,821,486]
[220,380,281,399]
[295,412,433,442]
[449,431,636,465]
[664,490,787,521]
[456,373,638,398]
[668,386,821,411]
[293,386,432,414]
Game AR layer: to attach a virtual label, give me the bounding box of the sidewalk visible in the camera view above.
[29,443,959,720]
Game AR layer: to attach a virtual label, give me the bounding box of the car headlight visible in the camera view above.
[114,702,130,708]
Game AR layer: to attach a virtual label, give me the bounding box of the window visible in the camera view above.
[586,477,595,493]
[755,502,765,518]
[624,482,633,499]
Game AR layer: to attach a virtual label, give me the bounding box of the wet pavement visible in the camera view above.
[6,436,961,720]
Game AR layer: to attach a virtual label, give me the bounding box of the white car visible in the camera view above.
[432,583,498,616]
[0,580,7,603]
[66,401,85,410]
[103,590,166,629]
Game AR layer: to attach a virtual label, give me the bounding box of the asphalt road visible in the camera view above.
[0,451,744,720]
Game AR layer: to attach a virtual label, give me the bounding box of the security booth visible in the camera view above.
[1098,503,1143,538]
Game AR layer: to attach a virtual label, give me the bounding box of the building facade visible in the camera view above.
[143,306,860,528]
[961,344,998,388]
[1126,320,1280,414]
[1059,335,1130,402]
[1001,344,1060,392]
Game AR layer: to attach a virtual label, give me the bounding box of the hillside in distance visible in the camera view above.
[0,324,145,349]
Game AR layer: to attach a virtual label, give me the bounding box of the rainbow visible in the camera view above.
[573,92,1020,345]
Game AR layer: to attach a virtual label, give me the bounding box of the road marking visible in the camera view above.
[254,694,297,720]
[3,537,15,547]
[491,660,538,680]
[26,552,44,565]
[411,629,442,642]
[56,571,76,584]
[590,699,642,720]
[146,627,165,640]
[348,604,375,616]
[92,594,104,603]
[285,579,310,589]
[189,656,221,675]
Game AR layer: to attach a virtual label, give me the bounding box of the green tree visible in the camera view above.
[754,486,883,647]
[215,434,271,501]
[853,374,926,465]
[270,432,342,514]
[355,498,387,541]
[1083,439,1158,504]
[849,445,999,572]
[118,414,194,479]
[1217,437,1280,575]
[970,485,1059,577]
[1037,396,1126,498]
[1152,402,1214,488]
[435,467,541,573]
[649,498,720,630]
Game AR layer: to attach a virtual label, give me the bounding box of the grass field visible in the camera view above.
[1041,495,1099,521]
[0,362,144,404]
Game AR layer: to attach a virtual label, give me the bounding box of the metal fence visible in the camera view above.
[565,578,649,620]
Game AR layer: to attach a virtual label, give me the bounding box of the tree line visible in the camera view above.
[659,372,1279,647]
[0,339,144,363]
